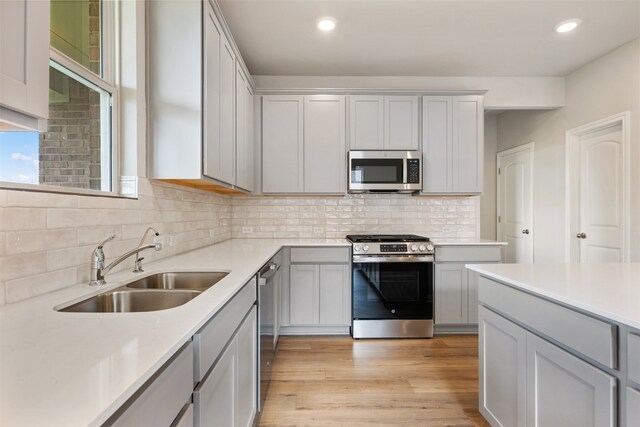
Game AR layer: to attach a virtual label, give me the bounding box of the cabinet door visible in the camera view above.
[289,264,318,325]
[422,96,453,193]
[452,96,483,193]
[628,388,640,427]
[195,337,237,427]
[236,307,257,427]
[304,95,346,193]
[262,96,304,193]
[349,95,384,150]
[434,263,467,324]
[384,96,419,150]
[0,0,49,121]
[203,5,222,180]
[478,307,527,427]
[219,35,236,185]
[526,333,616,427]
[319,264,351,325]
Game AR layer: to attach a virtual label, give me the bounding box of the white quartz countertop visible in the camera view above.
[0,238,349,427]
[466,263,640,330]
[433,239,507,246]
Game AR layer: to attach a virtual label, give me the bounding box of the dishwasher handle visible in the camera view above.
[259,262,279,283]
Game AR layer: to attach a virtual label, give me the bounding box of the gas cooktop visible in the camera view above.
[346,234,430,243]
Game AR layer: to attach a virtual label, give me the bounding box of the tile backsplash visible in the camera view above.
[0,185,477,306]
[232,194,478,239]
[0,179,231,305]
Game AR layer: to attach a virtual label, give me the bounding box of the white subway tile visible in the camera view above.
[0,252,47,282]
[0,207,47,231]
[47,209,103,229]
[0,232,5,256]
[47,245,94,271]
[6,229,78,255]
[77,196,124,209]
[0,282,5,307]
[7,190,77,208]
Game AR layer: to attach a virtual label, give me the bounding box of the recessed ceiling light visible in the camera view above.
[317,17,337,32]
[555,19,581,33]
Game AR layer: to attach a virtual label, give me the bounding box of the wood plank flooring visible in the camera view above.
[257,335,490,427]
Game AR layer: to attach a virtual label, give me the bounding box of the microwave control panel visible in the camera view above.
[407,159,420,183]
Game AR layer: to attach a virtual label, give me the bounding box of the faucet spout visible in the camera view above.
[102,243,162,277]
[89,235,162,286]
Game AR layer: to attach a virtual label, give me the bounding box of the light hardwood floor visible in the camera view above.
[258,335,490,427]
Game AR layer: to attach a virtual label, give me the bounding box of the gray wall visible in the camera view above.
[496,38,640,262]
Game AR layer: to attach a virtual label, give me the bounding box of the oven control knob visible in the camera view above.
[410,244,418,252]
[362,245,369,252]
[426,243,434,252]
[419,244,427,252]
[354,244,362,252]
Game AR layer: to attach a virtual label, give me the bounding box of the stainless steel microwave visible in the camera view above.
[348,151,421,193]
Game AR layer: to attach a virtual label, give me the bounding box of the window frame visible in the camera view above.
[0,0,123,198]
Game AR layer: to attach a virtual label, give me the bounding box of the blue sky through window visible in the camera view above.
[0,131,40,185]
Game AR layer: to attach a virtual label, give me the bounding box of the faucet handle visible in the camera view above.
[97,234,116,249]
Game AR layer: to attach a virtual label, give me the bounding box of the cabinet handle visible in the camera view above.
[576,232,587,239]
[521,229,530,234]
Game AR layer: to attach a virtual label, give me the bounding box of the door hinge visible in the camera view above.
[498,168,501,175]
[498,215,501,223]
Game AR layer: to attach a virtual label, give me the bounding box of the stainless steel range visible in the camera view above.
[347,234,435,339]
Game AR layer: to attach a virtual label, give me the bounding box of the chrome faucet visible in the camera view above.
[89,233,162,286]
[133,227,160,273]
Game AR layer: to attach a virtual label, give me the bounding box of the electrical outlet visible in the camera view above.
[313,227,323,234]
[242,226,253,233]
[169,236,176,247]
[442,226,453,232]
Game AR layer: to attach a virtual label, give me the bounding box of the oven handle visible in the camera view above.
[352,255,434,263]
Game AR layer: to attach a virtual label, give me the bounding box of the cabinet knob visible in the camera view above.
[521,229,530,235]
[576,232,587,239]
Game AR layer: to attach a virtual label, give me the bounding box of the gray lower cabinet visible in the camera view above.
[478,307,526,427]
[480,306,616,427]
[109,342,194,427]
[289,264,350,326]
[478,276,627,427]
[526,332,616,427]
[435,245,502,329]
[194,306,257,427]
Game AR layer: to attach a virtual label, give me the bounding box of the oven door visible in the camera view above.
[352,255,433,321]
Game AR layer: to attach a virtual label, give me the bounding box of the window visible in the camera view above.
[0,0,116,193]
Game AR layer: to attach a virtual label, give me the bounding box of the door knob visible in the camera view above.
[521,229,530,234]
[576,232,587,239]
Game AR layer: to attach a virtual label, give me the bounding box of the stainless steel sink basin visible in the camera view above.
[58,289,202,313]
[125,271,229,291]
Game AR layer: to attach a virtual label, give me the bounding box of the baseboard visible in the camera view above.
[279,325,350,335]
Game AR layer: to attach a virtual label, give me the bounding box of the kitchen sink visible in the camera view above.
[58,289,202,313]
[125,271,229,291]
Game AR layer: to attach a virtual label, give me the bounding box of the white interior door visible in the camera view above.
[497,143,534,263]
[578,125,624,263]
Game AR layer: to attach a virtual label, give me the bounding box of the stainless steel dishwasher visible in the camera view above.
[257,251,281,413]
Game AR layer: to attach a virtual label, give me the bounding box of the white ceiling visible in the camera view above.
[218,0,640,77]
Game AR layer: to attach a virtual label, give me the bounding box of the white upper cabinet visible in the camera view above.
[304,95,346,193]
[349,95,418,150]
[0,0,49,128]
[148,0,253,191]
[384,96,419,150]
[422,95,484,194]
[349,95,384,149]
[262,95,304,193]
[235,66,253,192]
[262,95,346,194]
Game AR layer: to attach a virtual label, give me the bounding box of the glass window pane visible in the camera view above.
[50,0,101,75]
[0,65,112,192]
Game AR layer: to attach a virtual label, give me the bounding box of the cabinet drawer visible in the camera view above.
[478,277,617,368]
[110,342,194,427]
[193,278,256,382]
[290,247,350,263]
[435,246,502,262]
[628,332,640,384]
